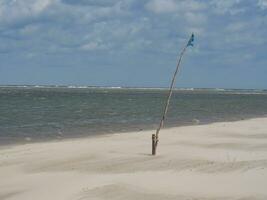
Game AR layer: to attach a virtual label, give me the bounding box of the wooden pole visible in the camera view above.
[152,35,193,155]
[152,134,156,155]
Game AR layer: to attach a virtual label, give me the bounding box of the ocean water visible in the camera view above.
[0,86,267,144]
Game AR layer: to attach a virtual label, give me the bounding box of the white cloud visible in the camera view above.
[81,42,99,50]
[258,0,267,9]
[179,0,206,11]
[31,0,55,13]
[81,40,109,51]
[19,24,41,36]
[145,0,178,13]
[185,12,207,25]
[145,0,206,14]
[0,0,266,64]
[81,3,126,23]
[62,0,117,7]
[225,21,247,32]
[0,0,56,26]
[207,16,266,51]
[210,0,244,15]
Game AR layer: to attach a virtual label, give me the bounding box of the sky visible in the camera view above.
[0,0,266,89]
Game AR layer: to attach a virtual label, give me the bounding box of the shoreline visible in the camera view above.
[1,117,267,199]
[1,114,267,148]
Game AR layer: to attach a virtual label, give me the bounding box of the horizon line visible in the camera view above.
[0,84,266,91]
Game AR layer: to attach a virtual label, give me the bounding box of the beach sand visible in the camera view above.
[1,118,267,200]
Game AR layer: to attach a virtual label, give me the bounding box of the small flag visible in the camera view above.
[187,33,194,47]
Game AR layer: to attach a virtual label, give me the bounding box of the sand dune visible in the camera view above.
[1,118,267,200]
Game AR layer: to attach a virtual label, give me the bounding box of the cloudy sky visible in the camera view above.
[0,0,266,89]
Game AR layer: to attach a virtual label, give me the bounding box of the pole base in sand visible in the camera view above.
[152,134,158,155]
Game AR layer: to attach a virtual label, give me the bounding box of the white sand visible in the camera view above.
[1,118,267,200]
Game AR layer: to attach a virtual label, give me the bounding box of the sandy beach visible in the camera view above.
[1,117,267,200]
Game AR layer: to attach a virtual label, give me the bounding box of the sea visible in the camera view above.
[1,86,267,145]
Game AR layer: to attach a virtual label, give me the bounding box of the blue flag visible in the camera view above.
[187,33,194,47]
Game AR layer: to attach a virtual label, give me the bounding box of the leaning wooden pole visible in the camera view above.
[152,34,194,155]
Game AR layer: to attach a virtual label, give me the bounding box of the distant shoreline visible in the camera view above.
[0,84,266,92]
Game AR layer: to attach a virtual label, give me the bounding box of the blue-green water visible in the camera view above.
[0,86,267,144]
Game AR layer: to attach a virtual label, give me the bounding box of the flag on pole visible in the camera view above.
[152,33,195,155]
[187,33,194,47]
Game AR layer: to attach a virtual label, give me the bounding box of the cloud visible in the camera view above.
[61,0,117,7]
[185,12,207,25]
[145,0,206,14]
[80,40,110,51]
[145,0,177,13]
[209,0,245,15]
[0,0,266,71]
[81,42,102,50]
[19,24,41,36]
[179,0,206,11]
[258,0,267,9]
[0,0,56,27]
